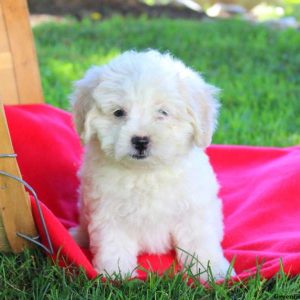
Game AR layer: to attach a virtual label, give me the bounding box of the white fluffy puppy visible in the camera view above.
[70,50,233,280]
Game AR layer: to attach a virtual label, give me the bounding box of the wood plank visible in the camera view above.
[0,66,19,104]
[0,3,19,104]
[2,0,44,104]
[0,52,13,68]
[0,2,9,52]
[0,52,19,104]
[0,102,38,252]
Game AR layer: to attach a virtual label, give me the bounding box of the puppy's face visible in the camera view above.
[71,50,219,166]
[89,77,194,165]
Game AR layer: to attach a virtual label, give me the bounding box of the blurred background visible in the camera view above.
[28,0,300,146]
[28,0,300,24]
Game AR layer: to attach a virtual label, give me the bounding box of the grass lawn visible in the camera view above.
[1,16,300,299]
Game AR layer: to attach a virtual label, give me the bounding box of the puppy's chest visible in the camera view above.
[89,168,188,222]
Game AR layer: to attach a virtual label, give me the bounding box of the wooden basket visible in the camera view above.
[0,0,44,252]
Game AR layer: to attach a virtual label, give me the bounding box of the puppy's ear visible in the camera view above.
[182,72,220,148]
[70,66,102,143]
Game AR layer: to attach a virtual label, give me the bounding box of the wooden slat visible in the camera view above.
[0,102,37,252]
[1,0,44,104]
[0,3,19,104]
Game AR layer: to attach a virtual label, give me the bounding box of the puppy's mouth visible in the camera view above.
[130,149,150,160]
[130,153,148,160]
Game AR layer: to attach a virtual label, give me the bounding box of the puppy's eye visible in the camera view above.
[158,109,168,117]
[113,109,126,118]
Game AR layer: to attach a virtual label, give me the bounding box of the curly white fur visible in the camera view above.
[69,50,234,280]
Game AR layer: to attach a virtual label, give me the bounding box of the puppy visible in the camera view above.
[70,50,234,280]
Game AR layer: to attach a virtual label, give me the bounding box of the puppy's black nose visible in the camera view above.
[131,136,150,152]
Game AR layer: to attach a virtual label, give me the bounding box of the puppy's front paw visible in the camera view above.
[208,258,236,281]
[181,255,235,281]
[93,255,137,278]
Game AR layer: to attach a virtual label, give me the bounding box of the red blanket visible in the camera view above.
[4,104,300,280]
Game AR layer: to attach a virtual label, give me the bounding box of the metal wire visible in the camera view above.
[0,153,53,255]
[0,154,17,158]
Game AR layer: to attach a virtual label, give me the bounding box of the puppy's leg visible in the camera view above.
[173,206,234,280]
[69,191,90,247]
[90,224,138,277]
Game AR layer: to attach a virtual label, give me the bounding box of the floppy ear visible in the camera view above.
[183,72,220,149]
[70,66,102,143]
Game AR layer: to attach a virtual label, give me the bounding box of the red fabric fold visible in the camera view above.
[4,104,300,280]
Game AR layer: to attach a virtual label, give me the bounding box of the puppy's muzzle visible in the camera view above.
[131,136,150,159]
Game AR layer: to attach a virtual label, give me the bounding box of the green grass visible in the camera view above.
[1,17,300,299]
[1,250,300,299]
